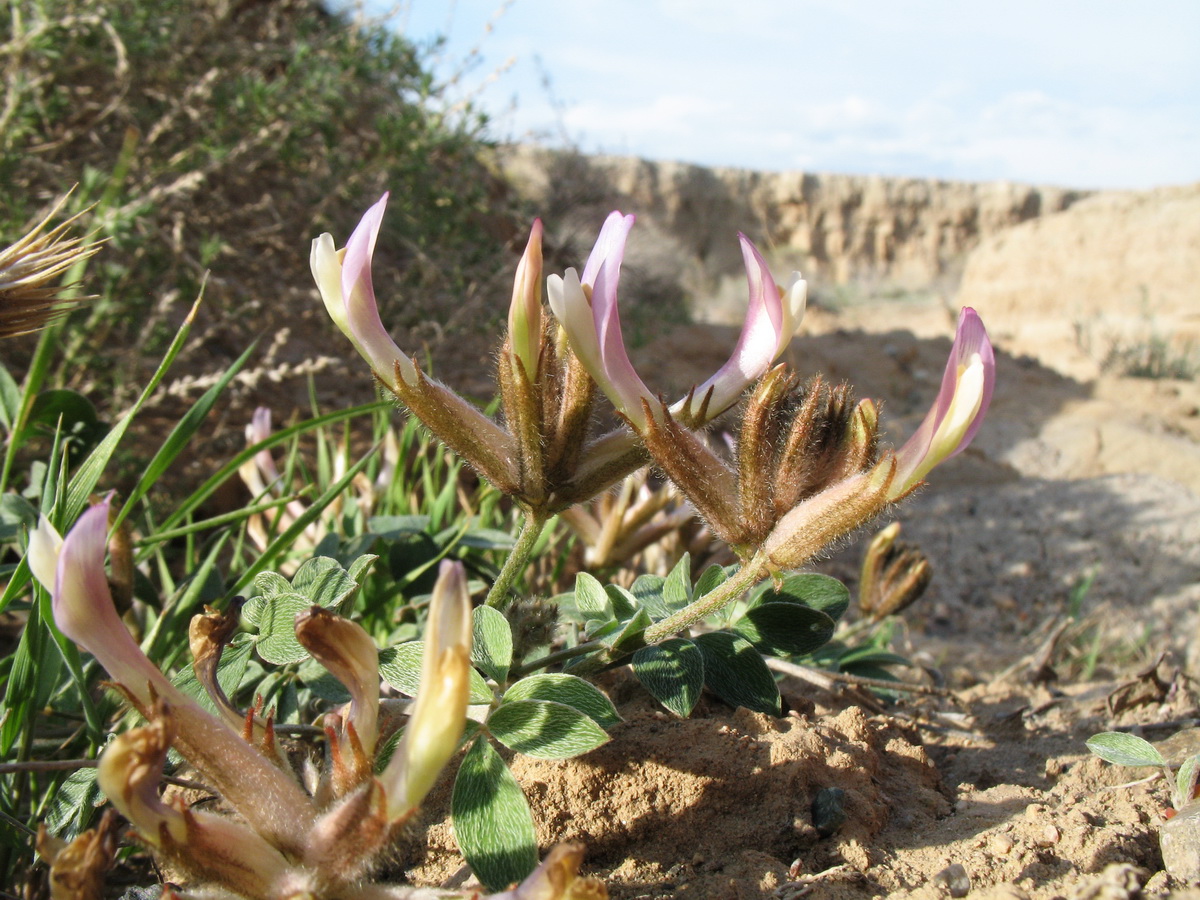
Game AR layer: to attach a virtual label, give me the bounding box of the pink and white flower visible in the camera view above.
[548,212,806,430]
[311,192,416,388]
[891,307,995,497]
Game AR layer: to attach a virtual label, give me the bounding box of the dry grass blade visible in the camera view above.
[0,190,100,339]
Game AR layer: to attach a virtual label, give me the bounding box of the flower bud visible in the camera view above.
[381,560,472,821]
[508,219,545,380]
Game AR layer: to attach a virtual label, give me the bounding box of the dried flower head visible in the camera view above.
[0,191,100,338]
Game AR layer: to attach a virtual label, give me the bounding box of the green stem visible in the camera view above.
[0,324,56,494]
[643,554,769,643]
[485,507,547,610]
[511,639,603,678]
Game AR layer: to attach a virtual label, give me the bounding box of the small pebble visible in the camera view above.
[812,787,848,837]
[989,833,1014,855]
[933,863,971,898]
[1161,800,1200,883]
[1037,825,1061,847]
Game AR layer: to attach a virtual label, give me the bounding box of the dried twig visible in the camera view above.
[766,656,954,698]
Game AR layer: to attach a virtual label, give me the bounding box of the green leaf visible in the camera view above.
[299,659,353,703]
[735,602,836,656]
[750,573,850,623]
[573,572,612,622]
[632,638,704,717]
[379,641,492,704]
[452,737,538,891]
[693,563,730,599]
[291,557,360,609]
[253,591,316,665]
[604,606,651,652]
[252,571,293,597]
[630,574,669,618]
[502,674,621,729]
[472,606,513,684]
[245,557,369,644]
[662,553,693,612]
[604,584,637,620]
[21,389,104,450]
[369,514,431,536]
[834,648,911,669]
[457,527,516,550]
[378,642,423,694]
[0,360,21,433]
[488,699,610,759]
[0,493,37,543]
[347,554,379,586]
[694,631,781,716]
[42,766,102,838]
[1178,755,1200,806]
[1086,732,1167,768]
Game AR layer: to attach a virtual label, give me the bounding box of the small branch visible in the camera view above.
[0,758,97,774]
[511,639,604,679]
[766,657,953,697]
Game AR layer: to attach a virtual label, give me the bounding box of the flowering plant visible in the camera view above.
[25,200,992,898]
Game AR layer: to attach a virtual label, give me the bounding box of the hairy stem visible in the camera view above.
[643,554,769,643]
[485,507,548,610]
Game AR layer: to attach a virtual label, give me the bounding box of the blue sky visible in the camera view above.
[357,1,1199,190]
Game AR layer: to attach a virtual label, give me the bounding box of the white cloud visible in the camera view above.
[369,0,1200,189]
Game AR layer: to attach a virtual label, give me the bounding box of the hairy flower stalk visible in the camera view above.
[0,190,100,339]
[644,308,994,638]
[31,500,317,856]
[639,370,879,562]
[34,502,600,898]
[313,198,645,519]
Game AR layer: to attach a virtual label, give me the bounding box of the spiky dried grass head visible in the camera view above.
[0,191,100,339]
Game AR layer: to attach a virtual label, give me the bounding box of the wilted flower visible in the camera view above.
[857,522,932,621]
[31,500,318,856]
[36,810,119,900]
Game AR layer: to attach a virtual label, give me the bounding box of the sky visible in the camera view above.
[356,0,1200,190]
